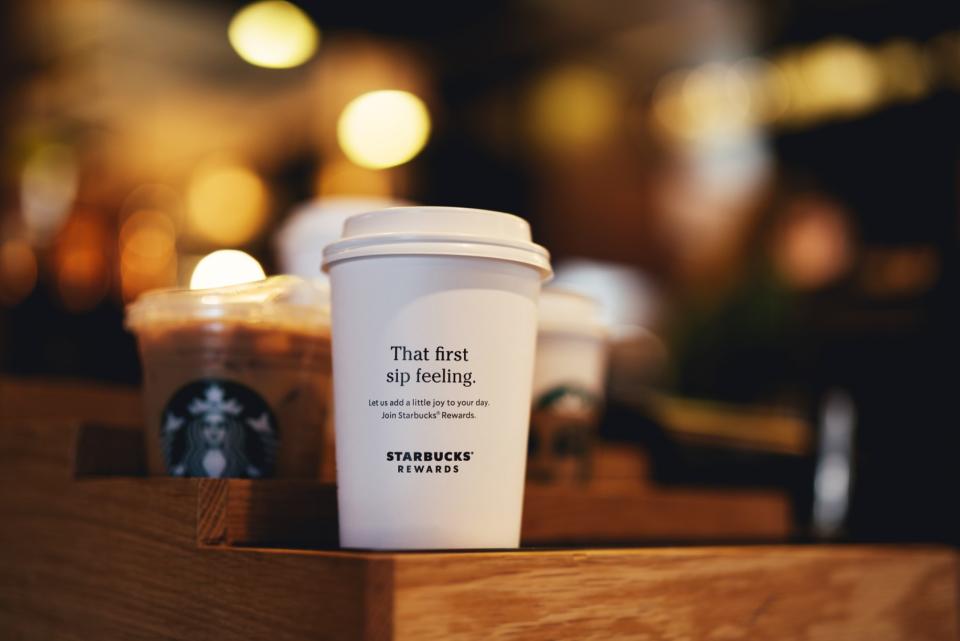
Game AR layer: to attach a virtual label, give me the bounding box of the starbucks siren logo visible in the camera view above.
[161,380,278,478]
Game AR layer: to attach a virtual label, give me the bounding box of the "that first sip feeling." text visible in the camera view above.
[385,345,475,387]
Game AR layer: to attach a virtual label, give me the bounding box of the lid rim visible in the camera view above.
[321,206,553,280]
[124,275,331,333]
[322,240,552,279]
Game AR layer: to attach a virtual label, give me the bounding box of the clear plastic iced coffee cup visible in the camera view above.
[322,206,552,549]
[125,276,331,479]
[528,289,608,484]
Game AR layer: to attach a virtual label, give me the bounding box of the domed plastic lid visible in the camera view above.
[125,275,329,334]
[538,288,607,339]
[321,206,552,279]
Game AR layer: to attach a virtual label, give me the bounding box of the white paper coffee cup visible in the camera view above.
[322,206,552,549]
[534,289,608,399]
[529,289,608,483]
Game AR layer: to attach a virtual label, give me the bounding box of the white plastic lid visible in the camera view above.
[125,275,329,334]
[538,288,607,339]
[321,206,552,280]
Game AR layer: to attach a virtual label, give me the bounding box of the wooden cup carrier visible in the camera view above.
[0,378,956,640]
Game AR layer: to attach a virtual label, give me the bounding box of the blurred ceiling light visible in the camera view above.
[337,90,431,169]
[526,65,620,152]
[190,249,265,290]
[654,34,947,137]
[21,144,79,244]
[737,58,790,124]
[876,40,932,101]
[317,158,393,197]
[119,210,178,300]
[681,63,752,135]
[0,239,39,306]
[797,39,882,117]
[228,1,319,69]
[928,32,960,89]
[186,159,268,246]
[652,64,754,142]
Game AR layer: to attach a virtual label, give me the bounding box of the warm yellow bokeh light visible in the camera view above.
[120,210,176,263]
[876,40,931,101]
[190,250,266,290]
[21,144,78,242]
[798,39,882,117]
[228,1,319,69]
[186,160,268,246]
[337,90,431,169]
[527,65,620,152]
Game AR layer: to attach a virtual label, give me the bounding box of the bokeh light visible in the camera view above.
[772,196,854,290]
[337,90,431,169]
[860,247,939,298]
[0,239,39,306]
[527,65,620,152]
[190,249,266,290]
[119,209,178,301]
[797,39,881,117]
[186,159,268,246]
[54,213,112,312]
[876,40,931,101]
[649,35,939,139]
[228,1,319,69]
[20,144,79,244]
[652,63,755,142]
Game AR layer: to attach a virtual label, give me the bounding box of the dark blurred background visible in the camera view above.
[0,0,957,543]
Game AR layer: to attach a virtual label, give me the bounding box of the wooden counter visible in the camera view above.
[0,379,956,640]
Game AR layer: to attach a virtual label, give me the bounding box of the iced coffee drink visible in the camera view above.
[126,276,331,478]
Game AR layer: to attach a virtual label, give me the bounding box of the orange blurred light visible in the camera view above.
[0,239,39,306]
[773,197,853,290]
[859,247,939,298]
[119,209,178,301]
[54,214,111,312]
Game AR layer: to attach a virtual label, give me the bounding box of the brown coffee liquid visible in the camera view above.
[137,321,331,478]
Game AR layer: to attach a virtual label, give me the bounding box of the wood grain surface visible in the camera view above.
[0,419,376,641]
[391,546,957,641]
[192,478,789,548]
[1,386,957,641]
[0,376,142,427]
